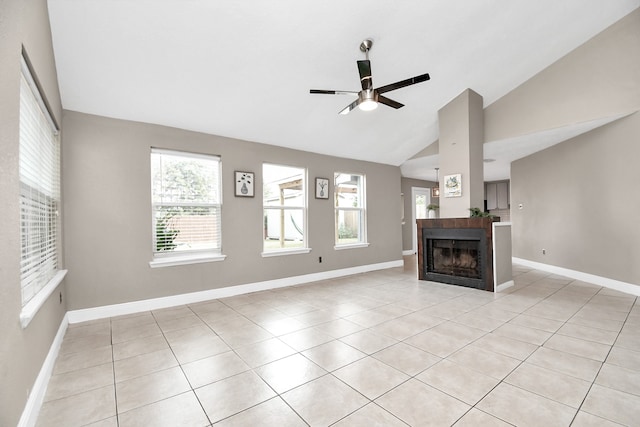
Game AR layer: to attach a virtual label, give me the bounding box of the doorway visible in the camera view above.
[411,187,431,254]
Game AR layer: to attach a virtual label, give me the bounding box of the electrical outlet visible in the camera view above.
[319,256,322,263]
[59,291,62,304]
[542,249,546,255]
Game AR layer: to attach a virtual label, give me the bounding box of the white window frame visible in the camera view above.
[149,148,225,268]
[262,163,310,257]
[19,54,67,328]
[334,172,369,249]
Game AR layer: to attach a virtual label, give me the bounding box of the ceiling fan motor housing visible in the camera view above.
[359,89,377,103]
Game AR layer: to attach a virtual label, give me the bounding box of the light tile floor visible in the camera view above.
[37,258,640,426]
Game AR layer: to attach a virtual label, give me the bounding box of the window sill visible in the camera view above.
[20,269,67,329]
[261,248,312,258]
[149,253,226,268]
[334,243,370,250]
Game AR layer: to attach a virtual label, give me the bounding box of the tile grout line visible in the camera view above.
[110,317,121,427]
[40,264,639,426]
[568,293,638,425]
[193,302,312,425]
[152,306,215,426]
[494,274,609,425]
[195,282,420,425]
[210,269,552,424]
[398,272,613,425]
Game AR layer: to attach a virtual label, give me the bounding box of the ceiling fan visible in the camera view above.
[310,39,430,115]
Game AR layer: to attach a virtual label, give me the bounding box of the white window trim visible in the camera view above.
[151,148,223,263]
[21,55,58,134]
[149,253,226,268]
[335,206,367,245]
[334,172,367,247]
[261,248,312,258]
[334,243,370,251]
[20,270,67,328]
[262,206,307,254]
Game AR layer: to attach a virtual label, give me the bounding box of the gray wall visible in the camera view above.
[62,111,403,310]
[485,7,640,142]
[400,177,436,252]
[0,0,67,425]
[511,113,640,286]
[493,7,640,288]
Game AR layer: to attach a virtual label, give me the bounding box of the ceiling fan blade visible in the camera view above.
[339,99,360,115]
[357,60,373,91]
[310,89,358,95]
[376,73,430,94]
[378,95,404,109]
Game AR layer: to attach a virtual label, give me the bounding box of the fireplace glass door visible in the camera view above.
[429,239,481,279]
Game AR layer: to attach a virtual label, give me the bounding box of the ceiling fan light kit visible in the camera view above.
[358,98,378,111]
[358,90,378,112]
[311,38,430,115]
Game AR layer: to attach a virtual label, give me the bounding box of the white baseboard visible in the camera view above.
[68,259,404,324]
[18,313,69,427]
[402,250,415,256]
[512,257,640,296]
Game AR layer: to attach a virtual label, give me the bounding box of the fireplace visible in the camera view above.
[423,228,486,289]
[417,218,496,291]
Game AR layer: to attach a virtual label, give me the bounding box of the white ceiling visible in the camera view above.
[48,0,639,180]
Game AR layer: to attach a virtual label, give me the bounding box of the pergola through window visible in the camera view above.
[263,164,306,252]
[334,173,366,246]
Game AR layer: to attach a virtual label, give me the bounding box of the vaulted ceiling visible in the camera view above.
[48,0,639,181]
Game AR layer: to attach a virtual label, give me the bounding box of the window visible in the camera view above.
[334,172,367,247]
[19,56,62,308]
[151,149,222,263]
[263,164,307,254]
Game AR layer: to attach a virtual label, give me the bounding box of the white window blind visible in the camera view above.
[151,149,222,257]
[19,58,61,307]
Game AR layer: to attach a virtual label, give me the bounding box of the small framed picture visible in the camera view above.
[235,171,254,197]
[444,173,462,198]
[315,177,329,199]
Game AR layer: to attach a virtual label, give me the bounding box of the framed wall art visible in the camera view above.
[444,173,462,198]
[315,177,329,199]
[235,171,254,197]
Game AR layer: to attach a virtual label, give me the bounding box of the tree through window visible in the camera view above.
[151,149,221,257]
